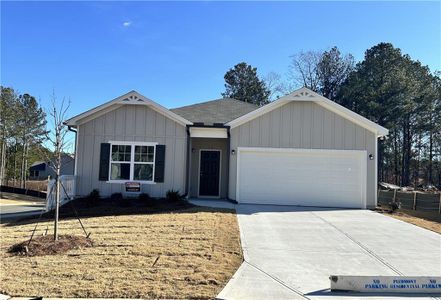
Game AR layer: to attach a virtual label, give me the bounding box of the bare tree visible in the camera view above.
[45,92,71,240]
[263,72,294,100]
[288,50,321,91]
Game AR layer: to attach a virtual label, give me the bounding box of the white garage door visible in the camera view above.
[237,148,366,208]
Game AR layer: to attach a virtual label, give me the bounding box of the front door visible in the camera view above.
[199,150,221,197]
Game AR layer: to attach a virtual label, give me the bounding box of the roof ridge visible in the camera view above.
[170,97,258,111]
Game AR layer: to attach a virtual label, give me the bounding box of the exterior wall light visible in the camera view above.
[231,149,236,155]
[369,154,374,160]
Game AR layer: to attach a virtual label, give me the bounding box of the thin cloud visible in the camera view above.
[123,21,132,27]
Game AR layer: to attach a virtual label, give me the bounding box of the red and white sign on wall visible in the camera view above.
[125,182,141,193]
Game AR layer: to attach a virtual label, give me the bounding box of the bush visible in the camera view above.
[138,193,151,201]
[110,192,123,202]
[111,192,131,207]
[88,189,100,205]
[138,193,156,207]
[389,202,401,212]
[166,189,183,203]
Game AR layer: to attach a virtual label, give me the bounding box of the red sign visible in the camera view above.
[125,182,140,192]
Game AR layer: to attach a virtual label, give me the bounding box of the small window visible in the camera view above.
[109,143,156,182]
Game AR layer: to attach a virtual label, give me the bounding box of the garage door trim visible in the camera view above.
[236,147,367,208]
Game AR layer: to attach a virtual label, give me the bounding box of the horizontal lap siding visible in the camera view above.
[229,101,376,208]
[76,105,187,198]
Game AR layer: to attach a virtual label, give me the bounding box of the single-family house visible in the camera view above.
[29,154,75,180]
[65,87,388,208]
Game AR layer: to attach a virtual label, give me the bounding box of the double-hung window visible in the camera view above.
[109,142,156,182]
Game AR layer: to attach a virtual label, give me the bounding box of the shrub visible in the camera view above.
[111,192,123,202]
[138,193,156,206]
[389,202,400,212]
[166,189,183,203]
[111,192,131,207]
[88,189,100,205]
[138,193,151,201]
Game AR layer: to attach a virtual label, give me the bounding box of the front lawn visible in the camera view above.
[0,199,242,299]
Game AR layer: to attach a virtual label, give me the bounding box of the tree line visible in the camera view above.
[1,42,440,189]
[0,87,49,188]
[222,43,441,188]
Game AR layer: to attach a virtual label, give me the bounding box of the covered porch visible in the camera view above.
[187,126,230,199]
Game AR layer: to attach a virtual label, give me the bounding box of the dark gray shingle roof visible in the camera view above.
[170,98,258,125]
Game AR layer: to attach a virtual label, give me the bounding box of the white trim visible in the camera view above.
[108,141,158,146]
[236,147,367,208]
[189,127,228,138]
[107,141,157,184]
[197,149,222,198]
[65,91,192,127]
[226,87,389,137]
[374,137,378,207]
[74,129,79,178]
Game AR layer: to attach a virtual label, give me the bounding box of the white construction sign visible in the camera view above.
[330,275,441,293]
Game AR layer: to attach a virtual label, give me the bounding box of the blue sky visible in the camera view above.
[2,1,440,120]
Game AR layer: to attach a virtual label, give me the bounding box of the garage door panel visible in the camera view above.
[237,148,365,208]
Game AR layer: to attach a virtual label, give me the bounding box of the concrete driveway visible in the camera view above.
[217,204,441,300]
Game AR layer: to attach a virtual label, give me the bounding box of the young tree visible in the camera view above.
[222,62,270,106]
[45,93,71,240]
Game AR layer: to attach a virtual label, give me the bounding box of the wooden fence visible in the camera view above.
[378,190,441,213]
[0,185,47,198]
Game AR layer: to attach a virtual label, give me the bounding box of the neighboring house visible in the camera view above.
[65,87,388,209]
[29,154,75,180]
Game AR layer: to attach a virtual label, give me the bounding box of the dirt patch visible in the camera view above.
[9,235,93,256]
[377,207,441,234]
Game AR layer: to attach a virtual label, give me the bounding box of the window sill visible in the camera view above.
[106,180,156,185]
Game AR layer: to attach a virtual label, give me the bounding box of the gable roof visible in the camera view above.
[226,87,389,137]
[65,91,192,127]
[171,98,259,125]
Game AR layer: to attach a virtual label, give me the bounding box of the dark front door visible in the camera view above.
[199,150,221,197]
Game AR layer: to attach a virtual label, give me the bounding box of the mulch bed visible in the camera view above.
[9,235,93,257]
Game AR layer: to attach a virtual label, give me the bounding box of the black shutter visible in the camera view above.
[99,143,111,181]
[154,145,166,183]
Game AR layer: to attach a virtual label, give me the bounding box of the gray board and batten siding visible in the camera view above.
[229,101,377,208]
[75,104,187,198]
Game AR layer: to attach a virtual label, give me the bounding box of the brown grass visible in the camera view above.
[0,201,242,299]
[380,209,441,234]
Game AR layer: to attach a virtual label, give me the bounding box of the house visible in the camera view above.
[65,87,388,209]
[29,154,75,180]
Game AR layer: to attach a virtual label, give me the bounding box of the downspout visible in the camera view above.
[67,125,77,176]
[226,126,231,200]
[185,125,191,198]
[67,125,78,199]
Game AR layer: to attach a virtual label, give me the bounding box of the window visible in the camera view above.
[109,142,156,182]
